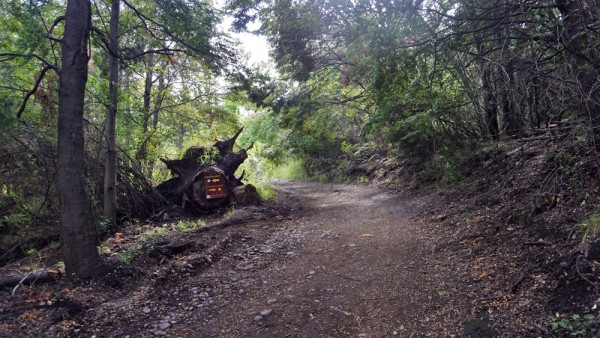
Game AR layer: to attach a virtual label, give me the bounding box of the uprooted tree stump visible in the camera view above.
[156,127,259,213]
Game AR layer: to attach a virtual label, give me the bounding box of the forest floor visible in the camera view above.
[1,139,599,337]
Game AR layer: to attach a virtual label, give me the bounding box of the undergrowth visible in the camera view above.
[579,209,600,244]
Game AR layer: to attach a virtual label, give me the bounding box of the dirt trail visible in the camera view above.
[176,180,441,337]
[2,180,456,338]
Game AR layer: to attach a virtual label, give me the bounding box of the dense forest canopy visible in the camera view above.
[0,0,599,275]
[231,0,599,176]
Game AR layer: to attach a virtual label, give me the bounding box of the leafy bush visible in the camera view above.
[253,180,277,201]
[549,313,600,336]
[269,158,307,180]
[425,150,464,185]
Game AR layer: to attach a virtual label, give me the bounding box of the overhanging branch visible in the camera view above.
[16,65,59,119]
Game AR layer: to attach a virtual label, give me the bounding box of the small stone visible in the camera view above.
[239,289,245,294]
[154,331,167,336]
[260,309,273,316]
[266,298,276,305]
[254,315,264,321]
[158,322,171,330]
[143,307,151,314]
[308,270,316,275]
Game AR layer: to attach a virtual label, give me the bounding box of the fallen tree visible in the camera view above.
[0,269,63,290]
[156,128,257,213]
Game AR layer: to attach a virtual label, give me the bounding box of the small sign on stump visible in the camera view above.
[203,169,228,200]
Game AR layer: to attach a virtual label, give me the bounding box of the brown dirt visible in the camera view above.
[0,180,459,337]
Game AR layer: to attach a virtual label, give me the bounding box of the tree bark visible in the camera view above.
[57,0,101,278]
[103,0,120,229]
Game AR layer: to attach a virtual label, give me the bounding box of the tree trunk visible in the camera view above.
[177,123,185,151]
[142,52,154,133]
[57,0,101,278]
[103,0,120,229]
[152,58,166,129]
[481,66,499,139]
[146,58,167,178]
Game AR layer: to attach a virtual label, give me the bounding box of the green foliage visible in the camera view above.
[268,158,307,180]
[25,247,38,257]
[357,175,368,184]
[99,218,113,239]
[254,181,276,201]
[425,150,465,185]
[579,209,600,244]
[0,96,17,131]
[549,313,600,336]
[316,173,328,183]
[173,219,206,232]
[116,244,142,265]
[140,219,206,241]
[47,241,60,251]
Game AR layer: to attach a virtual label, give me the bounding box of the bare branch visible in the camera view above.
[0,53,55,68]
[16,65,60,119]
[49,15,66,34]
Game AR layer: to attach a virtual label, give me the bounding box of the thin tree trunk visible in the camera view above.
[152,59,166,129]
[57,0,101,277]
[147,59,167,178]
[481,66,499,139]
[142,53,154,133]
[177,123,185,151]
[136,51,153,171]
[103,0,120,229]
